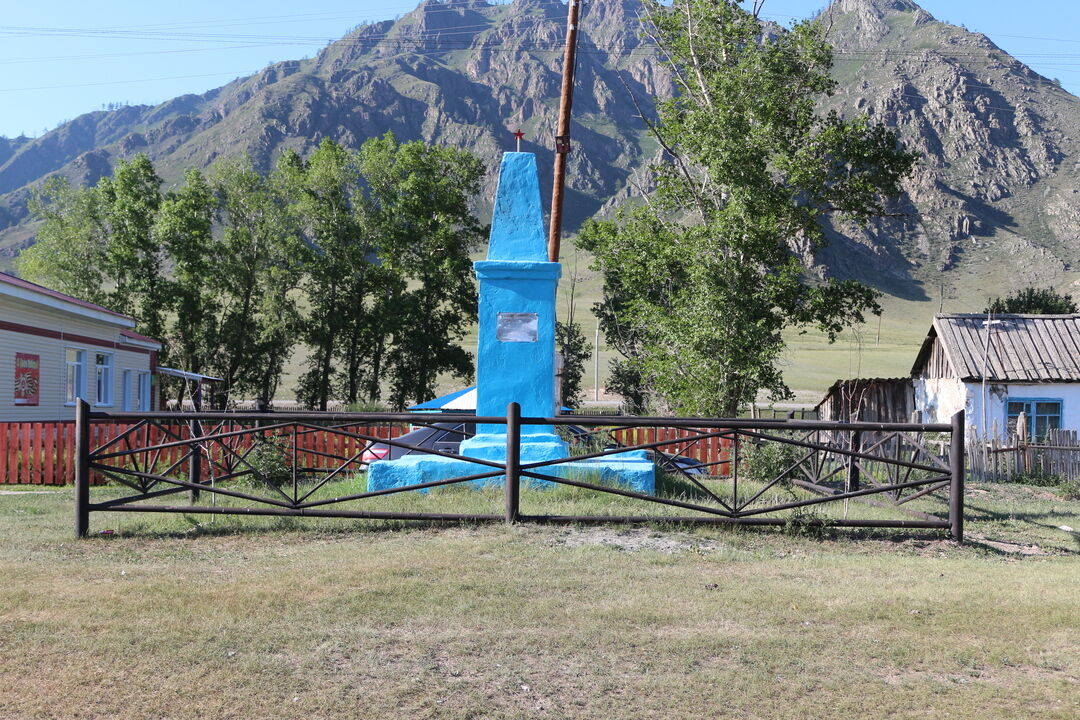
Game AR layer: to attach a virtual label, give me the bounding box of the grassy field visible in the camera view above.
[1,481,1077,719]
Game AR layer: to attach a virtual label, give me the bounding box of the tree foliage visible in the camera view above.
[21,176,110,306]
[578,0,917,416]
[984,287,1078,315]
[18,137,485,410]
[556,320,590,409]
[356,134,485,409]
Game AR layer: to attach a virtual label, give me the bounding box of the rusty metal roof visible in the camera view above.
[912,313,1080,382]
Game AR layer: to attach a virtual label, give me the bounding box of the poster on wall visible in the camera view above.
[14,353,40,406]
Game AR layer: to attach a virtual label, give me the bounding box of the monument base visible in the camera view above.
[366,440,656,495]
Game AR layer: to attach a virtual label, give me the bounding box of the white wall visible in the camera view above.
[915,376,1080,440]
[0,296,154,421]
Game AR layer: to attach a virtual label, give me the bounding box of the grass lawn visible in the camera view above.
[1,483,1077,719]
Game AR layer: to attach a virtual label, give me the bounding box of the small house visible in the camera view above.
[910,313,1080,440]
[0,273,161,421]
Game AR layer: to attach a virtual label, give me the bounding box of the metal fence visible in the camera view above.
[73,400,965,541]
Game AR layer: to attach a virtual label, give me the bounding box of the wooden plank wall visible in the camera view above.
[610,427,733,475]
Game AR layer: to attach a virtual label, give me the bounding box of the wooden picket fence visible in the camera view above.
[0,420,404,486]
[967,428,1080,483]
[610,426,733,475]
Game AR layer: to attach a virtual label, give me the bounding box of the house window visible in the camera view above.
[136,371,152,412]
[95,353,114,406]
[1007,399,1062,441]
[65,349,86,404]
[122,369,133,411]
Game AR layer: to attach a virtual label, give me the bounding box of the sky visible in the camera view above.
[2,0,1080,139]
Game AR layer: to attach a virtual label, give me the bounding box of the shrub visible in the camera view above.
[1010,470,1063,487]
[741,437,801,489]
[243,438,293,488]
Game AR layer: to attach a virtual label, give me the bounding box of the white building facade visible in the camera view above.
[911,314,1080,441]
[0,273,160,421]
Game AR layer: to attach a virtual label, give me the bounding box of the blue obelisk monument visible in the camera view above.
[458,152,567,462]
[367,152,654,493]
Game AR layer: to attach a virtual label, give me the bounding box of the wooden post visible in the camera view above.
[547,0,582,262]
[1016,410,1028,475]
[950,411,965,543]
[846,429,861,492]
[74,398,90,538]
[504,402,521,524]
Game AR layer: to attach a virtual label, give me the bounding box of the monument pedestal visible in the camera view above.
[367,151,654,496]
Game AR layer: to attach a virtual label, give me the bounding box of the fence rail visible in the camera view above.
[69,401,966,541]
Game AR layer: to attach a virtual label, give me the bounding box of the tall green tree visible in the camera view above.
[578,0,917,416]
[153,167,219,403]
[984,287,1078,315]
[556,320,590,409]
[98,155,168,341]
[211,159,305,405]
[359,134,486,409]
[18,176,109,305]
[277,140,373,410]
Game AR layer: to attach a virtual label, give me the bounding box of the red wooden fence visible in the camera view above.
[0,420,403,486]
[609,426,733,475]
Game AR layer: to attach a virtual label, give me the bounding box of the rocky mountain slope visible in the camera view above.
[816,0,1080,301]
[1,0,1078,309]
[0,0,669,262]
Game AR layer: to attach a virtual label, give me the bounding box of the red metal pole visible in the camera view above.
[547,0,582,262]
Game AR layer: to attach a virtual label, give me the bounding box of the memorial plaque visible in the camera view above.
[496,312,538,342]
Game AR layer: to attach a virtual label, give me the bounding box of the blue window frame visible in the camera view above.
[1006,398,1062,440]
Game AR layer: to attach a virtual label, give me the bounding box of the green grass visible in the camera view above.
[0,481,1077,719]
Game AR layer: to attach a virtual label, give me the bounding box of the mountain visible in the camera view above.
[1,0,1078,312]
[0,0,670,264]
[814,0,1080,301]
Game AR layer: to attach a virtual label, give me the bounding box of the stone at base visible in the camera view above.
[366,449,655,495]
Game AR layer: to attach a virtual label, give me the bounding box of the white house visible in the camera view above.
[0,273,161,421]
[911,313,1080,440]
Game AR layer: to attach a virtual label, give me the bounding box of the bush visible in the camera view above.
[1010,470,1064,487]
[782,506,831,539]
[741,437,801,489]
[243,438,293,488]
[1056,479,1080,500]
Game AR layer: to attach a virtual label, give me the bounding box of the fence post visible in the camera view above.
[950,411,965,543]
[74,398,90,538]
[188,418,202,504]
[504,402,521,524]
[846,429,861,492]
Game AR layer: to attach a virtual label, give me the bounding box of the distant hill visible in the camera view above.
[2,0,1079,312]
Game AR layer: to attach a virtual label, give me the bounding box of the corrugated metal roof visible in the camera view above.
[916,314,1080,382]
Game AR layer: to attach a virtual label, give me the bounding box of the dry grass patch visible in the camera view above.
[0,487,1078,719]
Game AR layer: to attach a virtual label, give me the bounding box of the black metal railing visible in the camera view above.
[73,399,965,541]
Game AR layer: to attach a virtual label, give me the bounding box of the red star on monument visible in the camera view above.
[512,129,525,151]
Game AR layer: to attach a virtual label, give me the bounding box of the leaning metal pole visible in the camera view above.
[547,0,582,262]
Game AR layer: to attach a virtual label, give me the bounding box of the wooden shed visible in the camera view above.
[816,378,915,424]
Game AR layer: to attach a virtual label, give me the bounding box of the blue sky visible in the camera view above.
[1,0,1079,138]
